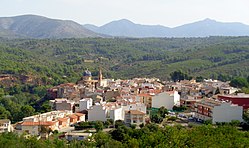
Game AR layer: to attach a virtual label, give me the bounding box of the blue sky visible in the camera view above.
[1,0,249,27]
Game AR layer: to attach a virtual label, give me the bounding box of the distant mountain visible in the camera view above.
[172,18,249,37]
[84,19,171,37]
[84,18,249,38]
[1,15,249,38]
[0,15,103,38]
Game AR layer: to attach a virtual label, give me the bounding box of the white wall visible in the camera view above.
[212,103,243,124]
[110,108,124,121]
[152,92,174,110]
[174,91,180,106]
[22,125,39,136]
[88,105,107,122]
[122,103,147,113]
[79,98,93,111]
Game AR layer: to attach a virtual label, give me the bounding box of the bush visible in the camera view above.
[167,116,177,121]
[130,124,136,129]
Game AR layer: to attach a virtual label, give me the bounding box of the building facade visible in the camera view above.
[124,110,145,126]
[0,119,12,133]
[194,98,243,124]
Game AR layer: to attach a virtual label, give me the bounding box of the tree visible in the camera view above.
[0,88,4,97]
[170,70,190,82]
[104,119,114,128]
[130,124,136,129]
[0,106,11,119]
[19,105,35,119]
[196,76,203,82]
[230,120,240,127]
[115,120,125,128]
[204,119,212,125]
[94,132,111,147]
[94,121,104,132]
[158,106,168,118]
[230,77,249,88]
[151,114,163,123]
[139,123,144,128]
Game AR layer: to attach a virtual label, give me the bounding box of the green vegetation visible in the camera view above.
[170,70,192,82]
[229,76,249,93]
[151,107,168,123]
[1,37,249,123]
[1,124,249,147]
[1,37,249,82]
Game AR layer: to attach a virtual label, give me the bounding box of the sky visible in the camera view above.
[1,0,249,27]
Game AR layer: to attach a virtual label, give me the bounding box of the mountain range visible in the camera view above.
[84,18,249,38]
[1,15,249,38]
[0,15,103,38]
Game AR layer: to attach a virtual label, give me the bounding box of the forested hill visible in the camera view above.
[1,37,249,86]
[0,15,103,38]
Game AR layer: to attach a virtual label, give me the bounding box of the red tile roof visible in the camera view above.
[21,121,57,126]
[58,117,69,122]
[68,114,78,119]
[74,113,85,117]
[126,110,145,115]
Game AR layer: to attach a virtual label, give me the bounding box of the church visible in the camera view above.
[77,68,106,88]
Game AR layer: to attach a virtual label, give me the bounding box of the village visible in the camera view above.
[1,68,248,140]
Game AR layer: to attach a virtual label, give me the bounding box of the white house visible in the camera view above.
[79,98,93,111]
[212,103,243,124]
[110,107,124,121]
[124,110,145,126]
[88,103,124,122]
[121,103,147,114]
[152,91,180,110]
[21,121,59,136]
[194,98,243,124]
[88,104,108,122]
[0,119,13,133]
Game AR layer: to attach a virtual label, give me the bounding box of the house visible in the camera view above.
[79,98,93,111]
[0,119,12,133]
[124,110,145,126]
[180,95,202,111]
[74,113,86,122]
[151,91,180,110]
[121,102,147,114]
[104,90,121,100]
[57,83,80,100]
[137,93,153,108]
[68,114,78,125]
[194,98,243,124]
[88,104,107,122]
[50,98,75,112]
[218,93,249,109]
[110,107,124,121]
[88,103,124,122]
[21,121,59,136]
[58,117,70,129]
[23,111,72,122]
[220,87,238,94]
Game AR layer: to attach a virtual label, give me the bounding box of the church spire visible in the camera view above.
[98,67,103,86]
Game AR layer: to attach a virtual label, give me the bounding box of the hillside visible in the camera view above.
[84,19,171,37]
[0,37,249,86]
[0,15,103,38]
[84,19,249,37]
[1,15,249,38]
